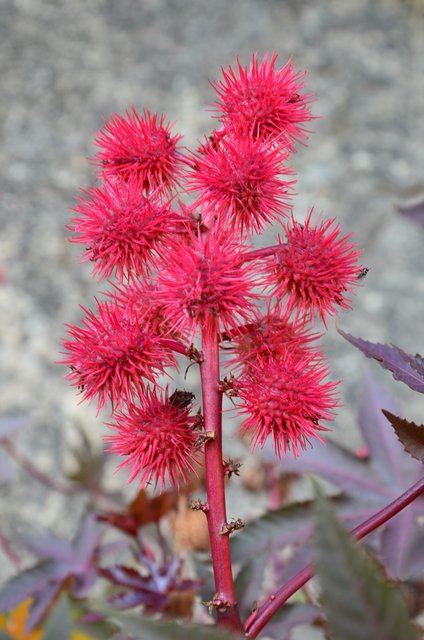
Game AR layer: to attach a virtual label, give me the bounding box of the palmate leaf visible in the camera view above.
[393,347,424,378]
[0,515,99,632]
[338,329,424,394]
[0,561,59,613]
[230,499,331,618]
[232,501,316,562]
[314,486,419,640]
[99,552,200,616]
[19,533,75,563]
[382,411,424,464]
[101,609,241,640]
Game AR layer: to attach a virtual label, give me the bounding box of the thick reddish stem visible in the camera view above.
[244,476,424,638]
[200,330,243,633]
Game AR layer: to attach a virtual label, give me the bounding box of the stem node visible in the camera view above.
[220,518,245,535]
[190,499,208,512]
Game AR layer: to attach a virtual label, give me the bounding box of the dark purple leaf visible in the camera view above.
[109,588,168,611]
[264,603,321,640]
[338,329,424,393]
[26,581,64,633]
[99,566,156,591]
[277,544,316,585]
[100,554,201,618]
[73,514,98,566]
[233,554,268,619]
[314,487,419,640]
[397,196,424,228]
[0,417,27,439]
[231,500,318,564]
[101,609,239,639]
[358,375,411,489]
[0,515,100,632]
[393,348,424,377]
[382,410,424,463]
[265,438,391,505]
[20,533,74,563]
[380,508,418,580]
[0,561,57,612]
[400,524,424,580]
[71,565,98,598]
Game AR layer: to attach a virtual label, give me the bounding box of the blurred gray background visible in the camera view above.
[1,0,424,583]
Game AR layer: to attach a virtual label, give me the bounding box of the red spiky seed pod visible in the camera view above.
[236,353,338,458]
[265,212,363,326]
[211,53,314,150]
[69,179,173,281]
[226,307,321,373]
[62,300,175,412]
[106,388,199,490]
[155,227,257,338]
[188,134,293,234]
[92,107,184,193]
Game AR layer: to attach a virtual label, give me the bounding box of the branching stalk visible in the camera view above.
[200,329,243,633]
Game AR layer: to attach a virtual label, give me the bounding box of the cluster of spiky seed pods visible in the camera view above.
[63,53,363,491]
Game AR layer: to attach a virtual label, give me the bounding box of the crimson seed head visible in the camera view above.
[155,227,257,338]
[188,134,293,234]
[62,55,364,497]
[236,353,339,458]
[69,179,173,281]
[211,52,314,149]
[106,388,199,490]
[62,301,174,412]
[109,280,177,337]
[227,308,321,373]
[92,107,183,193]
[267,212,363,326]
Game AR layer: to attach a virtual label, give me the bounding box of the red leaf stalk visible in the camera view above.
[200,329,243,633]
[244,475,424,638]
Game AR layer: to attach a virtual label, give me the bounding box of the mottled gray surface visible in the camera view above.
[1,0,424,604]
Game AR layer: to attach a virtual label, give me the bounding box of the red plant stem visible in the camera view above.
[160,337,191,357]
[267,464,282,510]
[244,475,424,638]
[1,439,80,495]
[200,330,243,633]
[0,532,22,570]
